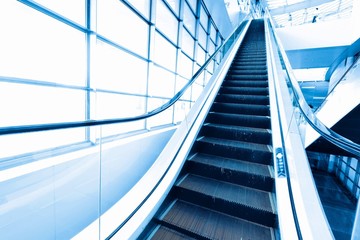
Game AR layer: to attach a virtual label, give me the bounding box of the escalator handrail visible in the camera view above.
[266,15,360,158]
[325,37,360,81]
[0,16,250,136]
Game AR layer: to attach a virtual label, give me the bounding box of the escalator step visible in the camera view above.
[174,174,276,226]
[201,123,271,144]
[216,93,269,105]
[206,112,271,129]
[149,226,195,240]
[159,200,274,240]
[230,65,266,70]
[186,153,274,191]
[219,86,269,96]
[230,61,266,66]
[210,102,269,116]
[196,136,272,165]
[222,80,268,88]
[226,74,267,80]
[228,69,267,75]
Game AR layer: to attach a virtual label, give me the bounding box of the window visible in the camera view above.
[156,0,178,44]
[183,2,196,36]
[181,28,195,58]
[153,32,177,72]
[199,4,208,29]
[0,2,86,86]
[95,40,148,95]
[148,65,175,98]
[97,0,149,58]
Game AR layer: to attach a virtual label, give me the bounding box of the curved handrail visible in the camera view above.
[0,17,249,136]
[266,17,360,158]
[325,37,360,81]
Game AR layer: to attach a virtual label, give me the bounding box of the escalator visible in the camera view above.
[140,19,277,239]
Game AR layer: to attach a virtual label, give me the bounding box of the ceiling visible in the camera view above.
[263,0,354,27]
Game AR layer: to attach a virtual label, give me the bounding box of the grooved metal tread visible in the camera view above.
[150,226,196,240]
[159,200,274,240]
[202,122,271,144]
[222,80,268,88]
[211,102,270,116]
[189,152,272,179]
[177,174,274,212]
[215,93,269,105]
[197,136,272,153]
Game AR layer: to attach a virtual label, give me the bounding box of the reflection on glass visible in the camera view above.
[174,101,191,123]
[0,127,100,239]
[95,40,148,95]
[199,5,208,29]
[147,98,173,128]
[155,0,178,44]
[178,53,194,79]
[97,0,149,58]
[148,65,175,98]
[153,32,177,71]
[191,83,204,102]
[127,0,150,19]
[0,1,86,86]
[210,23,217,42]
[183,2,196,36]
[208,41,215,55]
[96,93,146,137]
[0,82,85,127]
[182,28,195,58]
[198,26,208,48]
[197,46,206,66]
[176,76,192,101]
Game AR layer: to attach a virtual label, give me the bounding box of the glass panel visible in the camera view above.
[127,0,150,19]
[208,41,215,56]
[191,83,203,102]
[207,59,215,74]
[164,0,180,16]
[210,22,217,42]
[183,2,196,36]
[199,4,208,29]
[97,0,149,58]
[178,53,194,79]
[147,98,173,128]
[186,0,197,13]
[198,26,207,49]
[174,100,191,123]
[155,0,178,44]
[204,70,213,84]
[95,93,146,137]
[181,28,195,58]
[196,46,206,66]
[95,40,148,95]
[0,126,99,239]
[153,32,177,72]
[0,82,85,127]
[148,65,175,98]
[0,2,86,86]
[32,0,85,25]
[176,76,192,100]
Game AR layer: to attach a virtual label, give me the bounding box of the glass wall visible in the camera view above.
[0,0,224,159]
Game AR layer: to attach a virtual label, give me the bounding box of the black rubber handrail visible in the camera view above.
[267,17,360,158]
[0,17,249,136]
